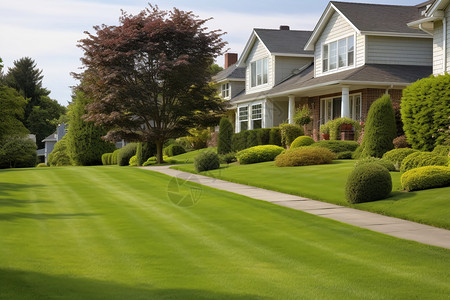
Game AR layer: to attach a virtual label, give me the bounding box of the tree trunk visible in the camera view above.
[156,140,164,164]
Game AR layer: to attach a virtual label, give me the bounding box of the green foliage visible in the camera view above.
[336,151,353,159]
[0,136,37,168]
[66,91,115,166]
[246,130,258,148]
[112,149,120,165]
[194,151,220,172]
[129,155,138,166]
[269,127,282,146]
[345,163,392,204]
[256,128,271,145]
[218,118,233,155]
[293,105,312,127]
[290,136,315,149]
[36,163,48,167]
[359,94,397,158]
[48,136,71,166]
[320,123,330,134]
[280,123,303,147]
[163,144,186,157]
[401,166,450,192]
[382,148,418,171]
[326,117,362,141]
[219,152,237,164]
[135,143,143,166]
[433,145,450,156]
[186,128,210,150]
[309,140,359,153]
[402,74,450,150]
[400,152,449,173]
[275,147,335,167]
[232,131,248,152]
[142,142,156,162]
[117,143,137,166]
[236,145,284,165]
[0,85,28,142]
[101,153,115,165]
[393,135,410,149]
[355,157,396,172]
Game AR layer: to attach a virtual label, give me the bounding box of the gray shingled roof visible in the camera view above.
[231,64,431,102]
[213,64,245,82]
[254,29,314,55]
[331,1,427,34]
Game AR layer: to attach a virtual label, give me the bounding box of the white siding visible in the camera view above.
[273,56,313,85]
[314,11,356,77]
[433,21,444,75]
[356,34,366,67]
[366,36,432,66]
[245,39,273,94]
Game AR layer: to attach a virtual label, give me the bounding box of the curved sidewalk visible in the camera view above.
[141,165,450,250]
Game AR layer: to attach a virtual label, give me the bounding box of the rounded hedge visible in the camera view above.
[382,148,418,171]
[355,157,396,172]
[117,143,137,166]
[280,123,303,147]
[236,145,284,164]
[345,163,392,204]
[309,140,359,153]
[275,147,336,167]
[194,151,220,172]
[401,166,450,192]
[433,145,450,156]
[163,144,186,157]
[400,152,449,173]
[290,136,315,149]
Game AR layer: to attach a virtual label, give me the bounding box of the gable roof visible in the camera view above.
[237,28,313,67]
[213,64,245,83]
[305,1,430,50]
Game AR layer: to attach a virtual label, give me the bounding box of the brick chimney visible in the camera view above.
[224,53,238,68]
[280,25,290,30]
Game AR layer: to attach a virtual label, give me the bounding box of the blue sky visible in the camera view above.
[0,0,424,105]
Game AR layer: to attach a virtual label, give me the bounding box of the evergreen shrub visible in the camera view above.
[355,157,396,172]
[400,152,449,173]
[382,148,418,171]
[280,123,303,147]
[275,147,335,167]
[290,136,315,149]
[163,144,186,157]
[401,166,450,192]
[194,151,220,172]
[246,130,258,148]
[117,143,137,166]
[236,145,284,165]
[433,145,450,156]
[269,127,282,146]
[217,118,233,155]
[309,140,359,153]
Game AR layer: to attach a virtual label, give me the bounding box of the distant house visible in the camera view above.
[37,123,66,164]
[215,1,433,138]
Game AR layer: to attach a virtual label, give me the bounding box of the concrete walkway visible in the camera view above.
[141,165,450,250]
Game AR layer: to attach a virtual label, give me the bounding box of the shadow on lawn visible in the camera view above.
[387,191,417,201]
[0,182,49,207]
[0,212,98,222]
[0,268,265,300]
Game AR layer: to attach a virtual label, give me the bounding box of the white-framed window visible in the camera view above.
[349,94,362,121]
[251,104,262,129]
[322,35,354,73]
[250,58,268,87]
[320,97,342,124]
[221,83,230,98]
[238,106,249,131]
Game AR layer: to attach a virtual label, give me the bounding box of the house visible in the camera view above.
[408,0,450,75]
[37,123,66,164]
[216,1,433,138]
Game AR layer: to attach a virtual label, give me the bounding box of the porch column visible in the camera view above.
[341,87,350,118]
[288,95,295,124]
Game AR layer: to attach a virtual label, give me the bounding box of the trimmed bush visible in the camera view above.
[129,155,138,166]
[101,153,114,165]
[163,144,186,157]
[400,152,449,173]
[256,128,271,146]
[246,130,258,148]
[382,148,418,171]
[219,152,237,164]
[269,127,282,146]
[194,151,220,172]
[291,136,315,149]
[401,166,450,192]
[142,155,176,166]
[280,123,303,147]
[309,140,359,153]
[37,163,48,168]
[355,157,396,172]
[135,142,143,166]
[326,117,362,141]
[218,118,233,155]
[117,143,137,166]
[112,149,120,165]
[401,74,450,151]
[433,145,450,156]
[393,135,410,149]
[275,147,336,167]
[345,163,392,204]
[336,151,353,159]
[236,145,284,165]
[48,136,71,167]
[359,94,397,158]
[232,130,248,152]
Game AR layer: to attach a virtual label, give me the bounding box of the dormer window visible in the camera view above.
[250,58,268,87]
[322,36,354,73]
[221,83,230,98]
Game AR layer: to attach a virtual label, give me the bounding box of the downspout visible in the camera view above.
[385,84,394,95]
[443,17,447,73]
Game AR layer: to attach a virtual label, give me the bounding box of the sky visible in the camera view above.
[1,0,423,106]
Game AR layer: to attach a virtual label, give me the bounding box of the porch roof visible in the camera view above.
[230,64,432,103]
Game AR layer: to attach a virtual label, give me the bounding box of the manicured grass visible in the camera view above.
[1,166,449,299]
[173,160,450,229]
[170,147,217,163]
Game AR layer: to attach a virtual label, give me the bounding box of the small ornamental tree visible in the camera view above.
[359,94,397,158]
[75,5,227,164]
[0,136,37,168]
[401,74,450,151]
[218,117,233,155]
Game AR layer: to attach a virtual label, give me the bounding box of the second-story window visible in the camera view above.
[250,58,268,87]
[322,36,354,73]
[221,83,230,98]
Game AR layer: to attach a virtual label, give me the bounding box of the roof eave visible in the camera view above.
[272,53,314,58]
[360,31,432,38]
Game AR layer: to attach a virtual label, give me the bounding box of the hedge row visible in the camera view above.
[232,128,282,152]
[400,152,449,173]
[236,145,285,164]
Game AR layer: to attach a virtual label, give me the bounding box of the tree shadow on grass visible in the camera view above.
[0,182,50,207]
[0,212,98,222]
[0,268,265,300]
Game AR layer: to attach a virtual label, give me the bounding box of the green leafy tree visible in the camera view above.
[359,94,397,158]
[402,74,450,151]
[75,5,226,164]
[0,85,29,142]
[48,135,71,166]
[218,117,233,154]
[66,91,116,166]
[0,136,37,168]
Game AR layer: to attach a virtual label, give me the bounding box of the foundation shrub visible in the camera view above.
[280,123,303,148]
[382,148,418,171]
[275,147,335,167]
[269,127,282,146]
[309,140,359,153]
[290,136,315,149]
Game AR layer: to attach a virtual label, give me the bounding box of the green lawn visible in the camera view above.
[169,147,217,164]
[173,160,450,229]
[1,166,449,299]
